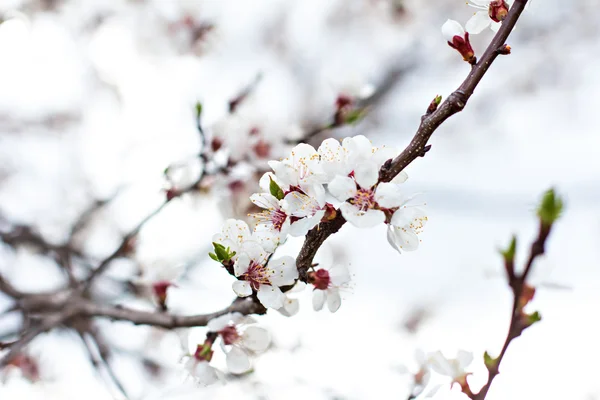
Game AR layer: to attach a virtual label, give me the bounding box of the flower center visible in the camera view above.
[255,208,288,231]
[308,269,331,290]
[351,188,377,211]
[219,325,241,345]
[242,261,273,290]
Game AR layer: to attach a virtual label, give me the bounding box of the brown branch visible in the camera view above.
[0,272,22,299]
[78,296,266,329]
[297,0,530,278]
[472,220,553,400]
[0,307,77,368]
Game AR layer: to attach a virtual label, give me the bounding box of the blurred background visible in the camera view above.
[0,0,599,399]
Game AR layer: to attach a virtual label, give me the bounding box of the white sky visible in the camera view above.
[1,0,599,399]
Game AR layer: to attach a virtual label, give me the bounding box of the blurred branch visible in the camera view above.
[78,330,131,400]
[78,296,265,329]
[0,307,77,368]
[296,0,530,279]
[471,188,561,400]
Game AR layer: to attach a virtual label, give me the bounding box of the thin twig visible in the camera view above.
[472,220,552,399]
[78,331,131,400]
[0,307,77,368]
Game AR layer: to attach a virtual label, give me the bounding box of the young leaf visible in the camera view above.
[269,177,285,201]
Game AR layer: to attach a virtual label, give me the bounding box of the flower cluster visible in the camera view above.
[211,135,426,311]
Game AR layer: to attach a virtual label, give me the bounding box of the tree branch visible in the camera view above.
[297,0,530,277]
[472,219,553,399]
[78,296,266,329]
[78,331,131,400]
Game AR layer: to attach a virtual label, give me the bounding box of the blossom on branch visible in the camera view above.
[308,264,351,313]
[182,340,220,386]
[442,19,476,64]
[428,350,474,393]
[207,312,271,374]
[232,244,298,309]
[466,0,510,33]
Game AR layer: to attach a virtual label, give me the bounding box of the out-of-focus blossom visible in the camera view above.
[207,312,270,374]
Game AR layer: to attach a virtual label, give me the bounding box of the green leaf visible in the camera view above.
[195,102,203,119]
[434,95,442,106]
[212,242,226,251]
[523,311,542,329]
[269,177,285,201]
[209,252,219,262]
[537,188,564,225]
[483,351,496,369]
[500,235,517,262]
[214,246,228,261]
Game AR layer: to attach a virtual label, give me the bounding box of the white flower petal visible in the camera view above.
[219,219,251,246]
[340,203,385,228]
[257,284,284,309]
[281,296,300,316]
[226,346,251,374]
[457,350,474,369]
[252,225,282,253]
[465,11,491,34]
[188,360,220,385]
[258,172,280,192]
[312,289,326,311]
[442,19,465,42]
[388,225,420,252]
[328,176,357,201]
[371,146,397,168]
[232,280,252,297]
[374,182,406,208]
[290,209,325,237]
[354,161,379,188]
[242,326,271,352]
[329,265,351,286]
[326,289,342,312]
[391,170,408,184]
[428,351,455,377]
[207,313,235,332]
[282,192,316,218]
[234,254,251,276]
[268,256,298,286]
[250,193,280,210]
[490,21,501,32]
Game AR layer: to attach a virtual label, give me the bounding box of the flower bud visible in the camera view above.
[442,20,476,64]
[489,0,510,23]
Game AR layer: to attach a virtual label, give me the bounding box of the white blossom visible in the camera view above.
[441,19,468,43]
[212,219,260,259]
[387,204,427,253]
[184,357,220,385]
[249,193,290,249]
[309,264,351,313]
[232,245,298,309]
[268,143,325,192]
[428,350,473,382]
[207,312,271,374]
